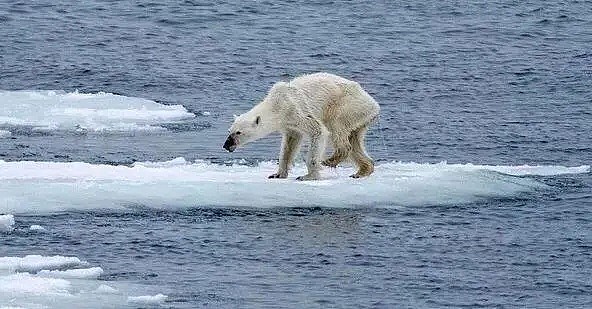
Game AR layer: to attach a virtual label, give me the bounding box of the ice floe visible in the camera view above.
[0,158,588,213]
[0,90,194,133]
[0,215,14,232]
[0,255,168,308]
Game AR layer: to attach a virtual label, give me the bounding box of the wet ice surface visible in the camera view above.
[0,254,167,309]
[0,90,194,133]
[1,158,587,214]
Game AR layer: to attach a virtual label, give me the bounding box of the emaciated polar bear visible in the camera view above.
[223,72,380,180]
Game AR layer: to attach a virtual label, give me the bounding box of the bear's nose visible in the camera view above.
[223,135,237,152]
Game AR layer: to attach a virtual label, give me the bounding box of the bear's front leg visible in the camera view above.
[269,131,302,179]
[296,130,326,181]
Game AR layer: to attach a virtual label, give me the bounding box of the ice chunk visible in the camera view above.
[29,225,45,231]
[127,293,168,304]
[0,90,194,133]
[95,284,118,294]
[0,130,10,138]
[0,254,165,309]
[0,255,86,273]
[0,215,14,232]
[37,267,103,279]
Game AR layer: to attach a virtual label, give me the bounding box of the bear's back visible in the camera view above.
[288,73,357,108]
[290,72,354,90]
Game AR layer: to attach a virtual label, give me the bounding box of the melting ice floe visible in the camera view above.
[0,215,15,232]
[29,225,45,231]
[0,158,588,213]
[127,294,168,304]
[0,255,168,309]
[0,130,10,138]
[0,90,194,133]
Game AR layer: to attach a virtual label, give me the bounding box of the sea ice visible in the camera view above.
[0,158,588,214]
[0,254,166,309]
[0,215,14,232]
[0,130,10,138]
[29,225,45,231]
[37,267,104,279]
[0,255,86,272]
[127,293,168,304]
[95,284,119,294]
[0,90,194,133]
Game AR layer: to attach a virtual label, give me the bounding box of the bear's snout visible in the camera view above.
[223,135,237,152]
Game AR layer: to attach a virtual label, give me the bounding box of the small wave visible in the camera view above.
[538,18,551,24]
[0,90,194,134]
[574,53,591,59]
[514,68,536,76]
[0,158,587,213]
[308,52,340,59]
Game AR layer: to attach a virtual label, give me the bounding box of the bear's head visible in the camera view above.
[223,82,294,152]
[223,113,265,152]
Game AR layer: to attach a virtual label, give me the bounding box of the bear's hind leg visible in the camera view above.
[349,125,374,178]
[322,134,352,168]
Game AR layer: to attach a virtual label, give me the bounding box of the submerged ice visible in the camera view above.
[0,255,168,309]
[0,158,588,214]
[0,90,194,133]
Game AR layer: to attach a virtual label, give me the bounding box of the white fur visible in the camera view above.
[227,72,380,180]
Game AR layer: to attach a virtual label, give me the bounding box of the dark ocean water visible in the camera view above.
[1,1,591,308]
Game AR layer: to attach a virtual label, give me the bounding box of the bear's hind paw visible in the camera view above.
[296,173,320,181]
[268,172,288,179]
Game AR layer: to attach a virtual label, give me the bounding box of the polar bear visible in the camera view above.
[223,72,380,180]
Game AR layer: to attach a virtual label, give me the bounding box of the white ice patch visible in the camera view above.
[95,284,118,294]
[37,267,103,279]
[0,90,194,133]
[0,215,14,232]
[477,164,590,176]
[0,273,72,295]
[127,293,168,304]
[29,225,45,231]
[0,130,10,138]
[0,255,86,273]
[0,255,167,309]
[0,158,588,213]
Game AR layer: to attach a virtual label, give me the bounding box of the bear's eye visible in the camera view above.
[235,131,242,135]
[255,116,261,125]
